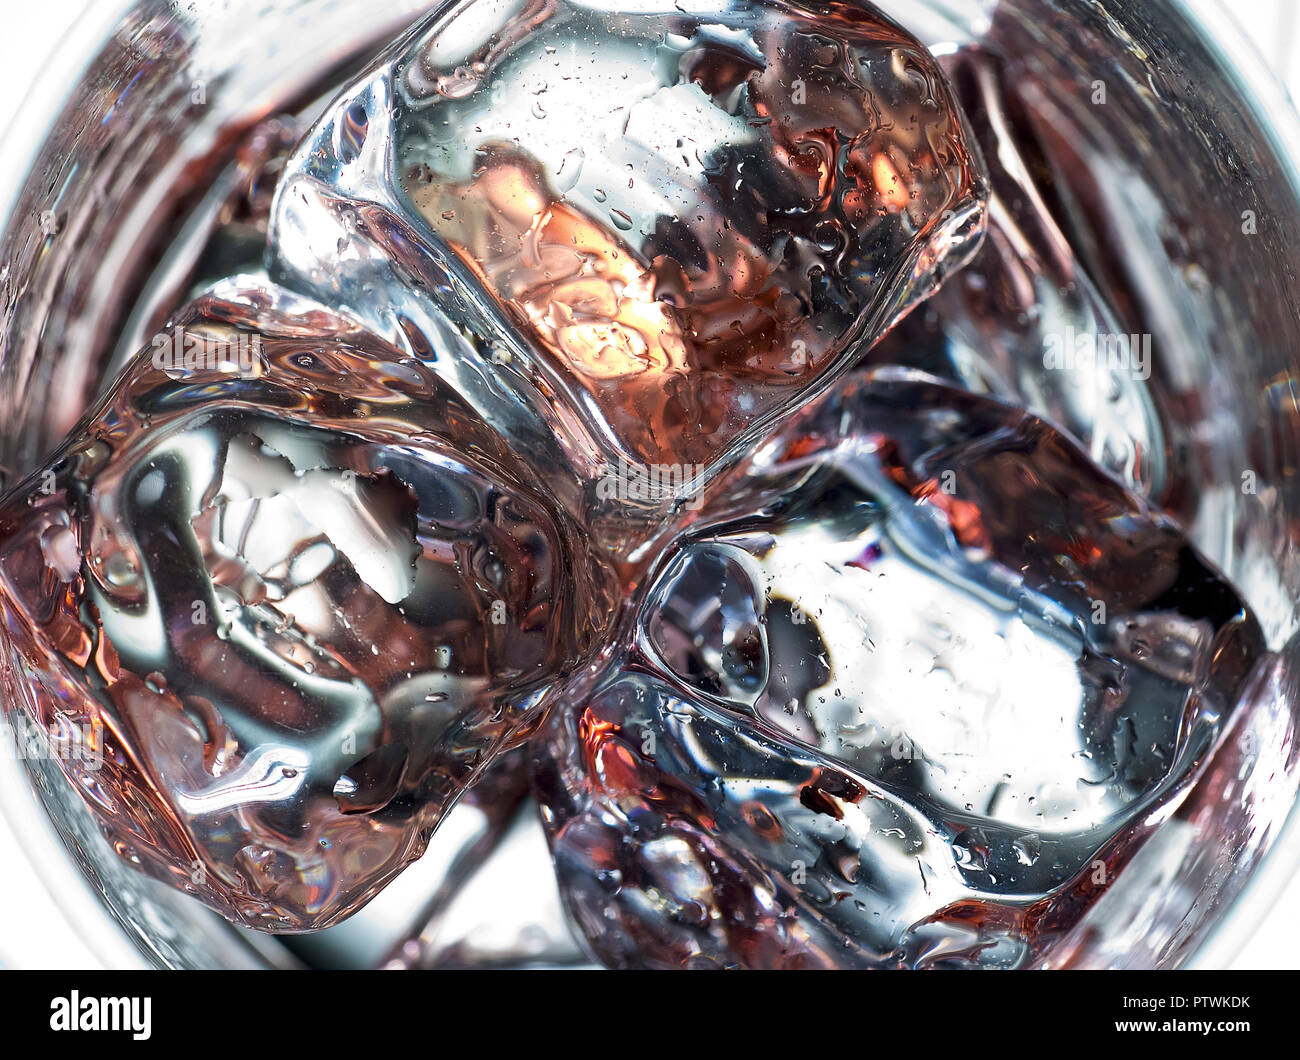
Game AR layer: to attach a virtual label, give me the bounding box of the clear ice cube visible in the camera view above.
[865,47,1164,497]
[0,285,613,929]
[267,0,987,500]
[531,370,1266,967]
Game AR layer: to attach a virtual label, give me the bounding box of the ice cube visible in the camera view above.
[0,285,613,930]
[268,0,987,510]
[866,47,1164,497]
[532,370,1265,967]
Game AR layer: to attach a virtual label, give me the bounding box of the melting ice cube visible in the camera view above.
[0,285,613,929]
[532,370,1266,967]
[268,0,987,502]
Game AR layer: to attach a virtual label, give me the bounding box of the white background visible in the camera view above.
[0,0,1296,969]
